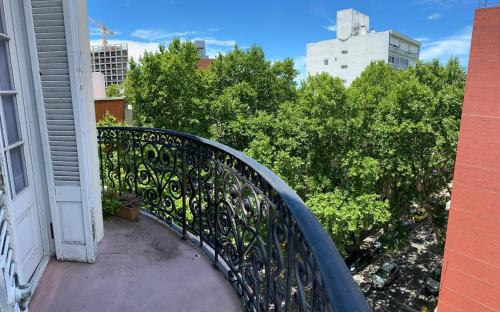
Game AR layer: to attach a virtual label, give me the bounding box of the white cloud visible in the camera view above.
[427,13,441,20]
[204,42,236,58]
[127,28,235,57]
[420,26,472,65]
[205,48,227,59]
[197,38,236,47]
[324,24,337,32]
[131,29,197,41]
[131,28,224,42]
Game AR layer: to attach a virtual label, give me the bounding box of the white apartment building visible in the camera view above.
[307,9,421,85]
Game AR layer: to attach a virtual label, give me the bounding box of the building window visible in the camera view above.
[341,65,348,69]
[389,37,400,48]
[324,59,329,65]
[409,45,419,56]
[389,55,410,68]
[341,50,348,54]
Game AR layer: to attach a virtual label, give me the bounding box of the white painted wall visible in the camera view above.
[336,8,370,40]
[307,9,421,86]
[92,72,106,99]
[307,31,390,85]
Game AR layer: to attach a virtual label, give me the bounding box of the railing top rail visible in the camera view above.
[97,126,370,311]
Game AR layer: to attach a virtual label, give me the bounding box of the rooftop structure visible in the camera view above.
[306,9,421,85]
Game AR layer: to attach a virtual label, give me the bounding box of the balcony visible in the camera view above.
[32,127,370,311]
[30,217,240,312]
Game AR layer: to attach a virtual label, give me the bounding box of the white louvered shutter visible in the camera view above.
[31,0,97,262]
[32,0,80,185]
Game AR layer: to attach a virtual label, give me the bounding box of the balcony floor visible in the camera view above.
[30,215,241,312]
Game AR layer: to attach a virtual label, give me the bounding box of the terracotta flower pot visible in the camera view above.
[117,193,142,221]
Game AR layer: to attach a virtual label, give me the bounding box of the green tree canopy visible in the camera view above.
[123,41,465,252]
[124,39,206,134]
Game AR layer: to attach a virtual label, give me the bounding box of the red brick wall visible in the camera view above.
[198,58,213,70]
[95,98,125,123]
[438,6,500,312]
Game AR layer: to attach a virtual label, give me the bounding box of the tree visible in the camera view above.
[347,60,465,242]
[123,39,465,251]
[124,39,207,134]
[245,74,350,198]
[206,46,298,149]
[97,111,124,127]
[209,46,297,113]
[307,190,390,256]
[105,83,123,97]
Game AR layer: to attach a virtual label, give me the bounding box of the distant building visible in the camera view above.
[95,97,127,123]
[197,58,213,70]
[90,43,128,86]
[193,40,214,70]
[194,40,207,58]
[306,9,420,85]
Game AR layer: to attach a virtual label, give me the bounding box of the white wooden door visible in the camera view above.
[0,0,44,284]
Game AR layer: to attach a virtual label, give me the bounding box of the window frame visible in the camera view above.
[0,1,30,198]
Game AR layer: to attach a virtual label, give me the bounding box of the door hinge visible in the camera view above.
[49,223,54,239]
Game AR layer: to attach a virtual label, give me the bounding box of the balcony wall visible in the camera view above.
[438,6,500,312]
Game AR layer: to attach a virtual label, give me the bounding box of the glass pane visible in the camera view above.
[10,146,27,194]
[0,40,12,90]
[1,95,20,144]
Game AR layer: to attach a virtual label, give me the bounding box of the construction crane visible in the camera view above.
[89,18,114,46]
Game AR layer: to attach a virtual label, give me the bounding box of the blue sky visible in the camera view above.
[88,0,477,79]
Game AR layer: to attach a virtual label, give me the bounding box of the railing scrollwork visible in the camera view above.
[97,127,370,312]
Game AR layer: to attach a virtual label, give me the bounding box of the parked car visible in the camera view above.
[371,261,399,289]
[372,240,382,253]
[411,208,429,223]
[344,249,375,274]
[425,264,442,295]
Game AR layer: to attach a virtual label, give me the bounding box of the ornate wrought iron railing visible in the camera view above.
[97,127,370,312]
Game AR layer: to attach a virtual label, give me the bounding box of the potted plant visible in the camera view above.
[117,192,142,221]
[102,190,121,219]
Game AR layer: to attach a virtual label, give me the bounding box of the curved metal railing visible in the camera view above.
[97,127,370,312]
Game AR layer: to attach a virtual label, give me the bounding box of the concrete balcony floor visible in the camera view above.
[30,216,241,312]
